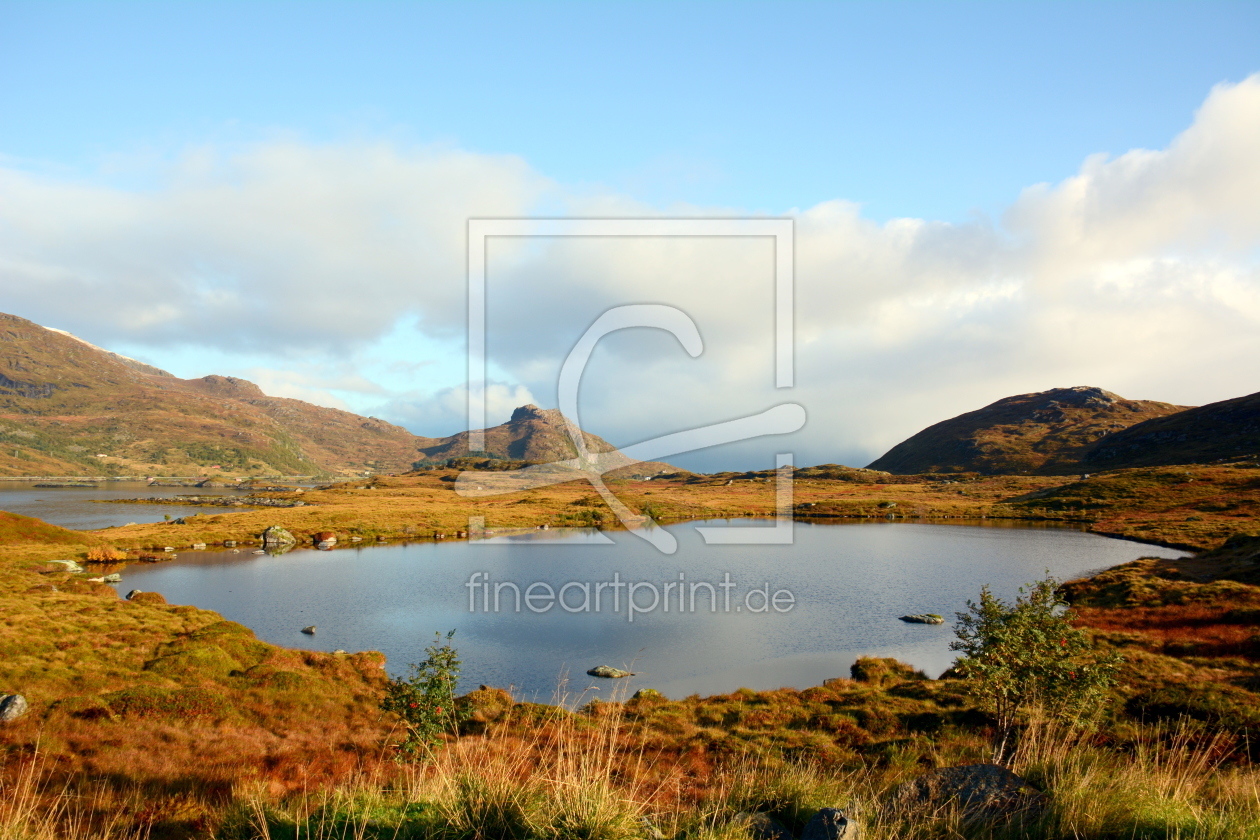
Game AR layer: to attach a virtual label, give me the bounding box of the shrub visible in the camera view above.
[381,630,469,758]
[950,574,1122,762]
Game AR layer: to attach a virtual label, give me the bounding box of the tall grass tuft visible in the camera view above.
[0,753,144,840]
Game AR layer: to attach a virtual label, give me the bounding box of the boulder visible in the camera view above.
[731,812,792,840]
[315,531,337,545]
[0,694,30,723]
[632,688,663,700]
[586,665,634,678]
[899,614,945,624]
[47,559,84,574]
[261,525,297,547]
[889,763,1045,824]
[102,573,121,583]
[301,626,316,635]
[802,808,860,840]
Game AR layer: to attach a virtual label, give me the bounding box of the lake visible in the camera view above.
[115,519,1189,701]
[0,481,264,529]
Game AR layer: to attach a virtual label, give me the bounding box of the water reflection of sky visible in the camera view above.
[117,519,1190,701]
[0,481,261,529]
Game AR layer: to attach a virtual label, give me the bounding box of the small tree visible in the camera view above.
[381,630,469,759]
[950,574,1121,763]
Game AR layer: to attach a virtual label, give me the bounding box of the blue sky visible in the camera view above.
[5,1,1257,220]
[2,2,1259,470]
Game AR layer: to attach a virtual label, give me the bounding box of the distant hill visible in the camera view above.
[867,386,1189,475]
[413,404,675,479]
[1084,391,1260,469]
[0,312,669,479]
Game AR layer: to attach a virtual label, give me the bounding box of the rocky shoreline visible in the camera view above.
[95,495,308,508]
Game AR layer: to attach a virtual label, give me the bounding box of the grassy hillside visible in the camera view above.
[867,386,1188,475]
[0,312,437,477]
[1085,390,1260,469]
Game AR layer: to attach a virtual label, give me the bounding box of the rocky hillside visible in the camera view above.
[0,312,440,476]
[867,386,1189,475]
[416,404,618,463]
[1084,391,1260,469]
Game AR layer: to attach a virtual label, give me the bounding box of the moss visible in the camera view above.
[144,645,242,681]
[243,664,309,691]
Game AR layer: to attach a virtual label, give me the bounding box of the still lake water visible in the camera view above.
[117,519,1189,700]
[0,481,261,529]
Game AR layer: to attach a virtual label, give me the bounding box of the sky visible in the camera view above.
[1,1,1258,472]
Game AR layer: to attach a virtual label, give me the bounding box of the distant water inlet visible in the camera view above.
[117,519,1188,700]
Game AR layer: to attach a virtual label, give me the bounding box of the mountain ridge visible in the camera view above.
[0,312,666,478]
[867,386,1191,475]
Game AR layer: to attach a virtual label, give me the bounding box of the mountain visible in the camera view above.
[1083,391,1260,469]
[412,405,676,479]
[416,404,618,464]
[867,386,1189,475]
[0,313,441,476]
[0,312,670,478]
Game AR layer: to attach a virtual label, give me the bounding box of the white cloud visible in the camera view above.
[2,76,1258,470]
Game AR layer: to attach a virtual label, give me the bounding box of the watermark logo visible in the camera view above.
[465,571,796,622]
[461,219,804,554]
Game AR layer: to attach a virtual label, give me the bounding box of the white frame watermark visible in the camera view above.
[461,219,803,554]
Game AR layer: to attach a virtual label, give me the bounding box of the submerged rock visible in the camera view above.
[899,614,945,624]
[586,665,634,678]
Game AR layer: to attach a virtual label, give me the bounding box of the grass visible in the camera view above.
[3,462,1260,837]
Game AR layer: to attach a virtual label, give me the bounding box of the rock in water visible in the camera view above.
[890,763,1045,824]
[0,694,30,723]
[586,665,634,678]
[261,525,297,547]
[301,626,316,635]
[802,808,860,839]
[899,614,945,624]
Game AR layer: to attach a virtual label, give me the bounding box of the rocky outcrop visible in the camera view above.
[889,763,1044,824]
[261,525,297,547]
[801,808,860,840]
[899,614,945,624]
[732,812,793,840]
[0,694,30,723]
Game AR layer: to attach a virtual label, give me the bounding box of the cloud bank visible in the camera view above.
[2,76,1258,470]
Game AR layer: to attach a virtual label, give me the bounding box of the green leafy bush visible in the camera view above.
[950,574,1122,762]
[381,630,469,758]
